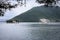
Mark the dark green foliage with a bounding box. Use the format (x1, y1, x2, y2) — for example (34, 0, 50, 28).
(0, 2, 18, 16)
(36, 0, 56, 7)
(0, 0, 27, 16)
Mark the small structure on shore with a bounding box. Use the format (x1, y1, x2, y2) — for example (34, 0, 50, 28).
(6, 19, 20, 23)
(40, 18, 50, 23)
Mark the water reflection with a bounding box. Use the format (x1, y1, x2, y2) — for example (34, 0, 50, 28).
(0, 23, 60, 40)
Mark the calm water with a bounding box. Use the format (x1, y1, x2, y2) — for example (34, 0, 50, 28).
(0, 23, 60, 40)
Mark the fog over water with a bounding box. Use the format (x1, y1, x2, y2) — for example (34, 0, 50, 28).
(0, 23, 60, 40)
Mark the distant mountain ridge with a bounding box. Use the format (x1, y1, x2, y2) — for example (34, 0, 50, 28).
(7, 6, 60, 22)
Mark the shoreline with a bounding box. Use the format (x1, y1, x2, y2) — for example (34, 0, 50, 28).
(0, 22, 60, 24)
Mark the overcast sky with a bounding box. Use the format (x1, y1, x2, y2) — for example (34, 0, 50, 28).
(0, 0, 43, 21)
(0, 0, 60, 21)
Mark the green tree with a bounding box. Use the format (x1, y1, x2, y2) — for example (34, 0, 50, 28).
(0, 1, 18, 16)
(0, 0, 27, 16)
(36, 0, 56, 7)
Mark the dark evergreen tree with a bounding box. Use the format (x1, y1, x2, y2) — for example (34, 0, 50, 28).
(36, 0, 57, 7)
(0, 0, 27, 16)
(0, 1, 20, 16)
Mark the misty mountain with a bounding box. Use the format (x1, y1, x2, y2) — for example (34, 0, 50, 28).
(7, 6, 60, 22)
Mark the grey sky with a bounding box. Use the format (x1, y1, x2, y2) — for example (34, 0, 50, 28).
(0, 0, 60, 21)
(0, 0, 38, 21)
